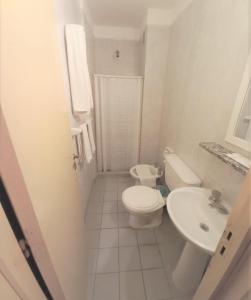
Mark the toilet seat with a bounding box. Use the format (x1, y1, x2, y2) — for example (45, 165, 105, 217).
(122, 186, 164, 213)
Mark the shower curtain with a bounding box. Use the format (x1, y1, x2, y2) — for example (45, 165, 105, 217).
(94, 75, 143, 172)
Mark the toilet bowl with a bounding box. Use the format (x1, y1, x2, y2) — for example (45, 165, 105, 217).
(122, 148, 202, 229)
(122, 186, 165, 229)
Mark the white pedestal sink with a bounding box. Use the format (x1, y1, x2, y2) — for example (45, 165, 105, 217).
(166, 187, 229, 294)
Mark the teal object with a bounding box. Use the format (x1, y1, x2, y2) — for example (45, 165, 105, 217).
(155, 185, 169, 197)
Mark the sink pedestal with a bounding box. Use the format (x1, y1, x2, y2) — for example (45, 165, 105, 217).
(172, 241, 210, 294)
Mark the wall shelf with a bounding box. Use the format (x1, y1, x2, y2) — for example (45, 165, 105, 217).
(199, 142, 249, 176)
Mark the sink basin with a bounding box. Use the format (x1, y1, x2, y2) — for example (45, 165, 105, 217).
(166, 187, 229, 294)
(167, 187, 228, 255)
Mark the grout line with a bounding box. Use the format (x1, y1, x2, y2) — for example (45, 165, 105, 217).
(135, 225, 148, 300)
(92, 265, 170, 276)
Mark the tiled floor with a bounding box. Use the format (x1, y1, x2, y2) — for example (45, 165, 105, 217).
(85, 175, 193, 300)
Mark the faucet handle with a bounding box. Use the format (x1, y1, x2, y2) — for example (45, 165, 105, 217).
(210, 190, 221, 202)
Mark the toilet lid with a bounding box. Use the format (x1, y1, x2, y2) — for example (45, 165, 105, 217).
(122, 186, 163, 213)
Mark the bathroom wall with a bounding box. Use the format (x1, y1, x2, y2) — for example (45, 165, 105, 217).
(158, 0, 249, 205)
(54, 0, 96, 211)
(94, 38, 143, 75)
(1, 0, 90, 298)
(140, 25, 169, 164)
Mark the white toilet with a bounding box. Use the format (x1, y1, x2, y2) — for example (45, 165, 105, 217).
(122, 150, 202, 229)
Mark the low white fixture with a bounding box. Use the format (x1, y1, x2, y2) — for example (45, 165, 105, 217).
(167, 187, 229, 294)
(122, 150, 201, 229)
(130, 164, 163, 187)
(122, 186, 165, 228)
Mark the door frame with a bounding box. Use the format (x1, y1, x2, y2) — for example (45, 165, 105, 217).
(0, 115, 66, 300)
(193, 170, 251, 299)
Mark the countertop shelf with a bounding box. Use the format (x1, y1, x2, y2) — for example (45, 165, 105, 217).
(199, 142, 249, 175)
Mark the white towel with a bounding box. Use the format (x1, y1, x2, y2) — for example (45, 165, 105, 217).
(81, 123, 92, 163)
(87, 119, 96, 153)
(65, 24, 94, 113)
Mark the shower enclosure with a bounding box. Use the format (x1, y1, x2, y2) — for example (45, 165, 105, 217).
(94, 75, 143, 172)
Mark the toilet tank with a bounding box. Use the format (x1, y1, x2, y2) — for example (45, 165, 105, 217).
(163, 151, 201, 191)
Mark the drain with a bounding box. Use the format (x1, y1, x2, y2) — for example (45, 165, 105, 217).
(200, 223, 209, 232)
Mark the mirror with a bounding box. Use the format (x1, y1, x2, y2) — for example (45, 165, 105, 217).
(226, 53, 251, 152)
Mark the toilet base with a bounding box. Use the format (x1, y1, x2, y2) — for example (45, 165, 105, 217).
(128, 208, 163, 229)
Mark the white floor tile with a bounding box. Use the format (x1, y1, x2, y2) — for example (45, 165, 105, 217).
(103, 176, 117, 183)
(92, 190, 104, 202)
(86, 214, 102, 229)
(154, 223, 171, 244)
(159, 240, 184, 271)
(96, 248, 119, 273)
(165, 268, 189, 299)
(87, 177, 188, 300)
(94, 273, 119, 300)
(119, 246, 141, 271)
(88, 249, 98, 274)
(103, 201, 118, 213)
(118, 182, 131, 191)
(118, 182, 131, 199)
(143, 269, 171, 300)
(139, 245, 163, 269)
(170, 297, 193, 300)
(154, 217, 181, 244)
(118, 201, 127, 212)
(137, 229, 156, 245)
(99, 229, 118, 248)
(118, 213, 129, 227)
(88, 230, 100, 248)
(119, 228, 137, 246)
(101, 213, 118, 228)
(104, 182, 117, 191)
(120, 271, 146, 300)
(87, 200, 104, 213)
(104, 191, 117, 202)
(86, 275, 95, 300)
(117, 175, 131, 182)
(93, 182, 104, 192)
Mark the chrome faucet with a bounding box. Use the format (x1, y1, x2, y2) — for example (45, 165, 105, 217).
(209, 190, 222, 208)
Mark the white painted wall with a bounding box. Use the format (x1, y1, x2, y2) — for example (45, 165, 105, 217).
(54, 0, 96, 212)
(140, 25, 169, 164)
(0, 273, 20, 300)
(94, 38, 143, 76)
(158, 0, 249, 205)
(93, 25, 142, 41)
(1, 1, 91, 299)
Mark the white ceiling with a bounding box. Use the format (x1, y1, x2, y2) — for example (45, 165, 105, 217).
(85, 0, 188, 27)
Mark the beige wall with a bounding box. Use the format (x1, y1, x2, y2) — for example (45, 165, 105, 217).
(0, 273, 20, 300)
(94, 38, 143, 75)
(54, 0, 96, 212)
(140, 26, 169, 164)
(158, 0, 249, 205)
(1, 1, 90, 299)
